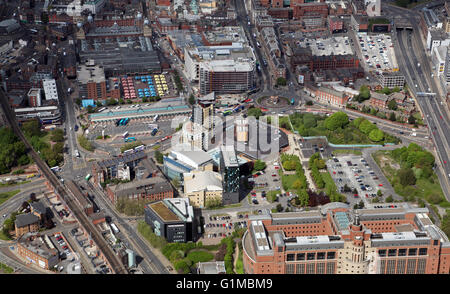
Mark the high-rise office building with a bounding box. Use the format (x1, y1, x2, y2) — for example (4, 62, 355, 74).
(219, 145, 240, 205)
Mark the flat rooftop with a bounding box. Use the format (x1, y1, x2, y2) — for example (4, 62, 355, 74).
(149, 201, 180, 222)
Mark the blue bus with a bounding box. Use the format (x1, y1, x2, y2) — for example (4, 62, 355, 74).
(124, 137, 136, 142)
(151, 128, 158, 136)
(121, 118, 129, 126)
(290, 98, 295, 105)
(116, 119, 123, 126)
(233, 104, 245, 112)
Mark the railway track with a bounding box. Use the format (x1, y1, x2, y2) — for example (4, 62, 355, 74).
(0, 89, 128, 274)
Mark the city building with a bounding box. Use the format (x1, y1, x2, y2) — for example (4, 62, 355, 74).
(184, 41, 256, 90)
(92, 151, 148, 185)
(378, 72, 405, 89)
(419, 7, 443, 37)
(163, 147, 215, 181)
(199, 60, 256, 95)
(242, 203, 450, 274)
(14, 106, 62, 124)
(16, 233, 59, 270)
(351, 14, 369, 32)
(306, 85, 350, 108)
(105, 176, 174, 205)
(0, 39, 12, 55)
(15, 213, 40, 237)
(76, 60, 120, 102)
(144, 198, 200, 243)
(426, 28, 450, 52)
(183, 170, 223, 208)
(42, 79, 58, 101)
(220, 145, 240, 205)
(27, 88, 42, 107)
(291, 47, 360, 72)
(370, 92, 390, 109)
(328, 16, 344, 33)
(66, 180, 94, 216)
(197, 261, 226, 274)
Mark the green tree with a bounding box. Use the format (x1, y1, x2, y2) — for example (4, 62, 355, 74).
(377, 189, 383, 197)
(382, 87, 392, 95)
(388, 99, 398, 110)
(247, 107, 263, 119)
(408, 114, 416, 125)
(189, 94, 195, 105)
(155, 150, 164, 164)
(96, 101, 103, 107)
(253, 160, 266, 171)
(86, 105, 95, 113)
(305, 101, 313, 106)
(359, 119, 377, 135)
(276, 77, 287, 86)
(50, 129, 64, 142)
(358, 85, 371, 101)
(389, 112, 396, 121)
(324, 112, 349, 131)
(368, 129, 384, 142)
(75, 98, 82, 106)
(385, 195, 394, 203)
(398, 168, 416, 186)
(276, 204, 283, 212)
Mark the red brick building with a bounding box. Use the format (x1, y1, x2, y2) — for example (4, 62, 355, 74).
(242, 203, 450, 274)
(308, 86, 349, 108)
(291, 48, 360, 71)
(328, 16, 344, 33)
(370, 92, 390, 109)
(292, 2, 328, 19)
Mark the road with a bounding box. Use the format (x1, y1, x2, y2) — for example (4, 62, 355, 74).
(234, 0, 271, 91)
(391, 16, 450, 201)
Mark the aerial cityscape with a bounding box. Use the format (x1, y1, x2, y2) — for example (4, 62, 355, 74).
(0, 0, 449, 276)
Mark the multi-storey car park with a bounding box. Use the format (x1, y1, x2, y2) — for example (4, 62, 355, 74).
(242, 202, 450, 274)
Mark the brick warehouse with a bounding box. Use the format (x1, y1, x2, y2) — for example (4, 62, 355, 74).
(242, 203, 450, 274)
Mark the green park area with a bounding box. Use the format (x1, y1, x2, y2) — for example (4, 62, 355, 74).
(137, 221, 246, 274)
(372, 143, 447, 207)
(285, 112, 400, 145)
(0, 189, 20, 206)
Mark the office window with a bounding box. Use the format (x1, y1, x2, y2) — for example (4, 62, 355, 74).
(285, 264, 295, 274)
(418, 248, 427, 256)
(306, 263, 315, 274)
(378, 249, 387, 257)
(286, 254, 295, 261)
(326, 262, 335, 274)
(317, 262, 325, 274)
(433, 240, 438, 245)
(417, 259, 426, 274)
(379, 260, 386, 274)
(307, 253, 315, 260)
(296, 263, 305, 274)
(406, 259, 416, 274)
(408, 248, 417, 256)
(317, 252, 326, 260)
(398, 249, 407, 256)
(386, 260, 396, 274)
(297, 253, 305, 261)
(396, 259, 406, 274)
(388, 249, 397, 257)
(327, 252, 336, 259)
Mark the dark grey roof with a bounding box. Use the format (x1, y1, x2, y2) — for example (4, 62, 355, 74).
(15, 213, 39, 228)
(96, 151, 147, 169)
(30, 201, 46, 215)
(109, 177, 173, 198)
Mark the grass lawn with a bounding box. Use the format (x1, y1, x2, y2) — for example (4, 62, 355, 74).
(413, 112, 424, 125)
(321, 171, 337, 192)
(282, 173, 300, 191)
(0, 230, 11, 241)
(0, 180, 31, 188)
(332, 149, 363, 156)
(235, 247, 244, 274)
(0, 189, 20, 206)
(208, 203, 242, 210)
(0, 262, 13, 274)
(266, 191, 279, 203)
